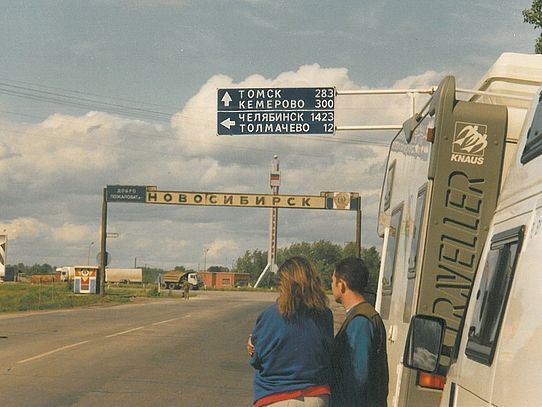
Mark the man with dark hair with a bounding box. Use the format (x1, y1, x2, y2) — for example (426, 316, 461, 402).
(330, 257, 389, 407)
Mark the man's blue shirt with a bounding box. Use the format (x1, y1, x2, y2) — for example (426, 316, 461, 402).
(339, 316, 374, 403)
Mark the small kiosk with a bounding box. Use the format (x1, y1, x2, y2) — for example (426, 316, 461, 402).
(74, 267, 97, 294)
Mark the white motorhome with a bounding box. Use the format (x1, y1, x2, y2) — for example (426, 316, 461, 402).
(376, 53, 542, 407)
(404, 82, 542, 406)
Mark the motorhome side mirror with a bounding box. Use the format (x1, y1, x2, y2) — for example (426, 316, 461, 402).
(403, 315, 446, 373)
(402, 114, 421, 143)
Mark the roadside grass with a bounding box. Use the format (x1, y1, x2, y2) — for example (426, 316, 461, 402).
(0, 282, 168, 312)
(0, 282, 274, 312)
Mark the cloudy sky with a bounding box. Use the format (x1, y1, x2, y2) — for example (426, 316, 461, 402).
(0, 0, 538, 270)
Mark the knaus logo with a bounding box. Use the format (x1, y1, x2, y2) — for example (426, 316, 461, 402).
(451, 122, 488, 165)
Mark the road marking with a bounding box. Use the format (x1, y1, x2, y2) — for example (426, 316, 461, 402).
(151, 318, 179, 326)
(15, 316, 189, 365)
(17, 340, 90, 364)
(105, 326, 145, 338)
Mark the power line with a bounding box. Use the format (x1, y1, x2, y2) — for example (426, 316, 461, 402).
(0, 77, 415, 122)
(0, 76, 183, 112)
(0, 83, 173, 123)
(0, 77, 394, 150)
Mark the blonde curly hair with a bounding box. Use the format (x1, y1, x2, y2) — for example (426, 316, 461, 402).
(276, 256, 329, 320)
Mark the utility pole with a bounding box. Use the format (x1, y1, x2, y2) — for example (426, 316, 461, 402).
(255, 155, 280, 287)
(355, 196, 362, 258)
(203, 248, 209, 272)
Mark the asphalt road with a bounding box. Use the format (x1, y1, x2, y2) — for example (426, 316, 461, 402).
(0, 290, 279, 407)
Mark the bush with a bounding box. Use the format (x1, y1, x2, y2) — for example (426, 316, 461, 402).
(147, 286, 161, 297)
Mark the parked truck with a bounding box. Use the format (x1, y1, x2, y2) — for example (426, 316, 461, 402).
(105, 268, 142, 284)
(160, 271, 203, 290)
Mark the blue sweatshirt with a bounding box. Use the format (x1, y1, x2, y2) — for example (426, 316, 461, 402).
(250, 303, 334, 403)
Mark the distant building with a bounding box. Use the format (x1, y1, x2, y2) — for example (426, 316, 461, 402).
(198, 271, 250, 289)
(31, 274, 62, 284)
(4, 268, 18, 282)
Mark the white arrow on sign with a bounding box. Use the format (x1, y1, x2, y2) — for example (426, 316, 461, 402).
(220, 117, 236, 129)
(221, 92, 232, 107)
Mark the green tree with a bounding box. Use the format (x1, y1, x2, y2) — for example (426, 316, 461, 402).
(277, 241, 312, 261)
(275, 240, 342, 288)
(523, 0, 542, 53)
(142, 267, 165, 284)
(235, 241, 381, 290)
(310, 240, 343, 288)
(13, 263, 55, 276)
(342, 241, 358, 258)
(235, 249, 268, 283)
(208, 265, 229, 272)
(359, 246, 381, 292)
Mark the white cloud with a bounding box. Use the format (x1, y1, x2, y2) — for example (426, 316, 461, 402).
(0, 219, 96, 244)
(392, 70, 446, 90)
(52, 223, 96, 243)
(207, 239, 240, 259)
(0, 218, 49, 240)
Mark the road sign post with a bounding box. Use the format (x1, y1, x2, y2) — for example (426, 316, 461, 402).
(99, 187, 107, 296)
(256, 155, 280, 288)
(217, 87, 335, 135)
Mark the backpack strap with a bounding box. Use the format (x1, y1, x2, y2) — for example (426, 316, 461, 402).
(337, 301, 385, 353)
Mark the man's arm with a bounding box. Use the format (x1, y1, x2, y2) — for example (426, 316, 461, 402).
(345, 316, 374, 389)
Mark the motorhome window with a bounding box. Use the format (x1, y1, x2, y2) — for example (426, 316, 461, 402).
(381, 204, 403, 320)
(520, 95, 542, 164)
(465, 226, 524, 365)
(383, 160, 396, 211)
(404, 185, 427, 323)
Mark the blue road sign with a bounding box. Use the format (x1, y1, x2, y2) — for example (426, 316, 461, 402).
(217, 87, 335, 135)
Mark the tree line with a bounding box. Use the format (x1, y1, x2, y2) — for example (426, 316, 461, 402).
(234, 241, 380, 291)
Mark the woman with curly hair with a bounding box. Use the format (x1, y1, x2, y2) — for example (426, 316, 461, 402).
(248, 256, 333, 407)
